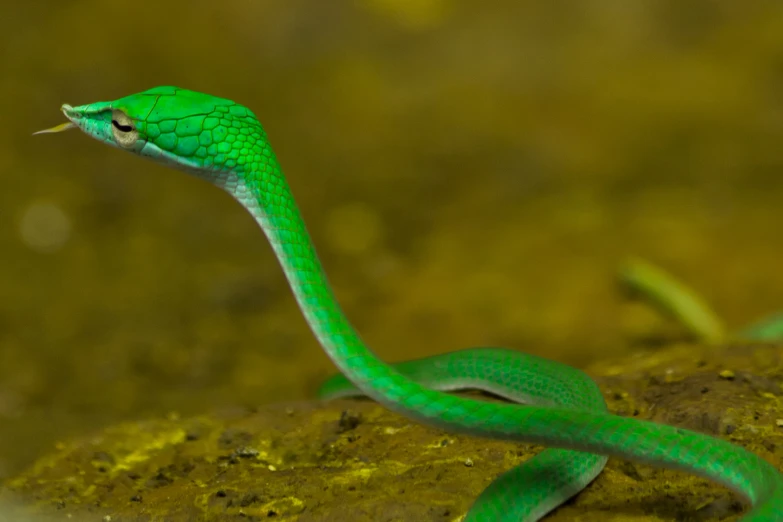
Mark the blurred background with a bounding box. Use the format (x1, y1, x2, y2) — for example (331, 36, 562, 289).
(1, 0, 783, 480)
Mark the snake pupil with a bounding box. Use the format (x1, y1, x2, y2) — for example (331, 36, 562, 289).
(111, 120, 133, 133)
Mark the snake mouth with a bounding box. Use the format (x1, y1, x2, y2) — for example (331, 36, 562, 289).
(32, 105, 79, 135)
(61, 104, 80, 122)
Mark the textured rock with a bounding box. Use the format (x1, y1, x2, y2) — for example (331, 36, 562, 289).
(3, 342, 782, 521)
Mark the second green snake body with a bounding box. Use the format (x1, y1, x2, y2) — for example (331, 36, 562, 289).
(36, 86, 783, 521)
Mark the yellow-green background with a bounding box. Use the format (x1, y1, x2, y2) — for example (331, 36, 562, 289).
(2, 0, 783, 479)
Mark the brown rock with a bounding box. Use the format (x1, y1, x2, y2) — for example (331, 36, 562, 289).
(3, 343, 782, 521)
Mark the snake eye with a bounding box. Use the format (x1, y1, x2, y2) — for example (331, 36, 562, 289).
(110, 109, 139, 149)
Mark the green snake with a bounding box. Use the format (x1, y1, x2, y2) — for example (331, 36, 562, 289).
(35, 86, 783, 521)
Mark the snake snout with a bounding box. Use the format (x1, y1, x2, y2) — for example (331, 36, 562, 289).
(60, 104, 80, 121)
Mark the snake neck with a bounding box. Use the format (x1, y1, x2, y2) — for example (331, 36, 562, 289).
(220, 159, 411, 404)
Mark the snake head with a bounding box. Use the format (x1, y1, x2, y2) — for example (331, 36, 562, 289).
(34, 86, 267, 182)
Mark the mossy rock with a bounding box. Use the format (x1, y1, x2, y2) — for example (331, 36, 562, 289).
(2, 343, 782, 521)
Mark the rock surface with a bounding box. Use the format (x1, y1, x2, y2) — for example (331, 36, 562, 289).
(3, 342, 783, 522)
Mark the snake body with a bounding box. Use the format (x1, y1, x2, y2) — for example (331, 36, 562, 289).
(36, 86, 783, 521)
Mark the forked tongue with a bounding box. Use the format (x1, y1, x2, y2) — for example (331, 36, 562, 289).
(33, 122, 76, 136)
